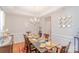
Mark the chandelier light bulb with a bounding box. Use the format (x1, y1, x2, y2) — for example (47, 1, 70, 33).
(67, 25, 71, 27)
(58, 16, 62, 20)
(34, 18, 37, 22)
(62, 25, 66, 28)
(62, 16, 66, 20)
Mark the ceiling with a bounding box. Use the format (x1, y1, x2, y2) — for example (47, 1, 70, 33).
(1, 6, 63, 17)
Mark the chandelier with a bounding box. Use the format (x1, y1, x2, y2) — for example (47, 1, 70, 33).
(30, 17, 40, 24)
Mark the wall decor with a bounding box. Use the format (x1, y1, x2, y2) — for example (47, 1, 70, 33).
(58, 16, 72, 28)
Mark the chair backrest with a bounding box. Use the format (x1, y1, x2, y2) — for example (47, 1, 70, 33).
(23, 34, 29, 52)
(60, 41, 71, 53)
(10, 35, 14, 53)
(52, 46, 59, 53)
(65, 41, 71, 53)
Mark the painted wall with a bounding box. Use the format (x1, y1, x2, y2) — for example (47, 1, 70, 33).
(5, 14, 38, 43)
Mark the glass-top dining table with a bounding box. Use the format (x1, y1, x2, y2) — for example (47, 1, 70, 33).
(28, 37, 60, 53)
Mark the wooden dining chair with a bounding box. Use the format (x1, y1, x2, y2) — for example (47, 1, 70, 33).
(23, 34, 29, 53)
(27, 38, 40, 53)
(23, 34, 40, 53)
(60, 41, 71, 53)
(51, 46, 59, 53)
(29, 43, 40, 53)
(10, 35, 14, 53)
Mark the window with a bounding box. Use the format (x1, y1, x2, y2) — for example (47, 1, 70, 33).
(0, 9, 5, 32)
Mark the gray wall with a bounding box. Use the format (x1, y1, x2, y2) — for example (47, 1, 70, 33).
(5, 14, 37, 43)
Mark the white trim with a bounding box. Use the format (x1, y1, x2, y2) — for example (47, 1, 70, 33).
(52, 33, 73, 39)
